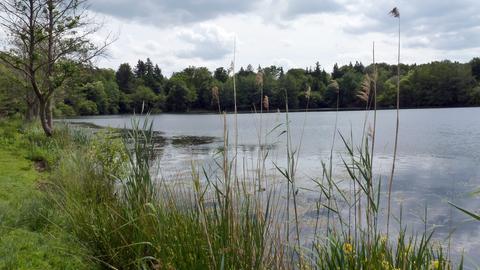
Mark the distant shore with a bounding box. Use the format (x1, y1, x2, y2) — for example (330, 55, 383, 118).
(57, 105, 480, 118)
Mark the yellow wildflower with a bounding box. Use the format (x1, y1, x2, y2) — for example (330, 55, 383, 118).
(381, 260, 390, 269)
(343, 243, 353, 254)
(431, 260, 440, 269)
(380, 235, 388, 244)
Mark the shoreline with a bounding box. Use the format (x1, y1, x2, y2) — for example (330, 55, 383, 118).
(56, 105, 480, 118)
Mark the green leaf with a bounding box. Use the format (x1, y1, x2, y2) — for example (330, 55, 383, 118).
(448, 202, 480, 221)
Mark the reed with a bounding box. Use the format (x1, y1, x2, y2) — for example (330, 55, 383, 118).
(386, 6, 401, 237)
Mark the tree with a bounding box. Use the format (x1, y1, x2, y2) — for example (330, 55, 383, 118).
(470, 58, 480, 80)
(0, 62, 26, 116)
(325, 80, 340, 107)
(281, 69, 308, 109)
(0, 0, 111, 136)
(143, 58, 156, 90)
(99, 69, 121, 114)
(116, 63, 134, 93)
(165, 78, 196, 112)
(338, 71, 362, 107)
(214, 67, 229, 83)
(467, 85, 480, 105)
(152, 64, 165, 93)
(130, 85, 159, 113)
(354, 61, 365, 73)
(81, 81, 107, 114)
(77, 99, 98, 115)
(332, 63, 343, 79)
(134, 60, 146, 78)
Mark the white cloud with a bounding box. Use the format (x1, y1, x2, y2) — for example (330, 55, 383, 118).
(91, 0, 480, 76)
(175, 24, 234, 61)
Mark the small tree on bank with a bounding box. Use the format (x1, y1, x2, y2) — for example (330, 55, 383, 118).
(0, 0, 111, 136)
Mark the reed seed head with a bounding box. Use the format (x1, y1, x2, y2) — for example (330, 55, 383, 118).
(256, 71, 264, 88)
(228, 61, 235, 75)
(389, 7, 400, 18)
(211, 86, 219, 102)
(357, 74, 371, 102)
(263, 95, 269, 111)
(305, 85, 311, 99)
(368, 123, 374, 139)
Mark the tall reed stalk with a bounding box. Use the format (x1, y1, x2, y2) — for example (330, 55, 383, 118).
(326, 80, 340, 235)
(232, 37, 238, 183)
(387, 7, 401, 237)
(371, 42, 377, 164)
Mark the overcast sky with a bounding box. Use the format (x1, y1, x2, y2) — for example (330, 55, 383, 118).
(90, 0, 480, 76)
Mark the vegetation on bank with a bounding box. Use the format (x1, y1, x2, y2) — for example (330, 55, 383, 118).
(0, 119, 94, 269)
(0, 117, 463, 269)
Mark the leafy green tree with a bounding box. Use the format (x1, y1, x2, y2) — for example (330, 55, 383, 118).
(378, 78, 397, 107)
(332, 63, 343, 79)
(100, 70, 121, 114)
(77, 100, 99, 115)
(281, 69, 309, 109)
(214, 67, 229, 83)
(338, 71, 362, 107)
(165, 78, 196, 112)
(467, 85, 480, 105)
(116, 63, 135, 93)
(118, 93, 132, 113)
(81, 82, 108, 114)
(404, 61, 472, 107)
(0, 0, 110, 136)
(236, 71, 257, 110)
(0, 63, 26, 116)
(135, 60, 147, 78)
(309, 91, 325, 107)
(130, 85, 159, 113)
(470, 58, 480, 80)
(143, 58, 158, 91)
(152, 64, 165, 94)
(324, 80, 340, 107)
(354, 61, 365, 73)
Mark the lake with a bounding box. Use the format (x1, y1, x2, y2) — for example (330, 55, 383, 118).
(65, 107, 480, 264)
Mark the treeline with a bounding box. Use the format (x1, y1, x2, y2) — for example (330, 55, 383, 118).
(2, 57, 480, 116)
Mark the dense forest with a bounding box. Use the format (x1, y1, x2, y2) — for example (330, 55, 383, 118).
(1, 57, 480, 116)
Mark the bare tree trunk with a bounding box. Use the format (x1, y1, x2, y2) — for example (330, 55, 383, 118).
(25, 88, 38, 121)
(45, 0, 54, 132)
(33, 97, 39, 119)
(39, 99, 53, 136)
(46, 96, 53, 129)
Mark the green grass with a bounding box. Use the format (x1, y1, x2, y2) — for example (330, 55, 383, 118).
(0, 119, 96, 269)
(0, 229, 87, 270)
(0, 148, 37, 207)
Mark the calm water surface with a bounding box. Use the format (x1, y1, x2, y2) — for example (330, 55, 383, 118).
(66, 107, 480, 265)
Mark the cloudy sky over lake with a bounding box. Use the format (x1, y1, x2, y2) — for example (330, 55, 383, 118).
(90, 0, 480, 75)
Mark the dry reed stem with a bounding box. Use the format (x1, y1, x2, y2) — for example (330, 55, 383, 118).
(387, 7, 401, 237)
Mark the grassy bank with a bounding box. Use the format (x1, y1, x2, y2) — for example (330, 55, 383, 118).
(0, 119, 94, 269)
(0, 117, 462, 269)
